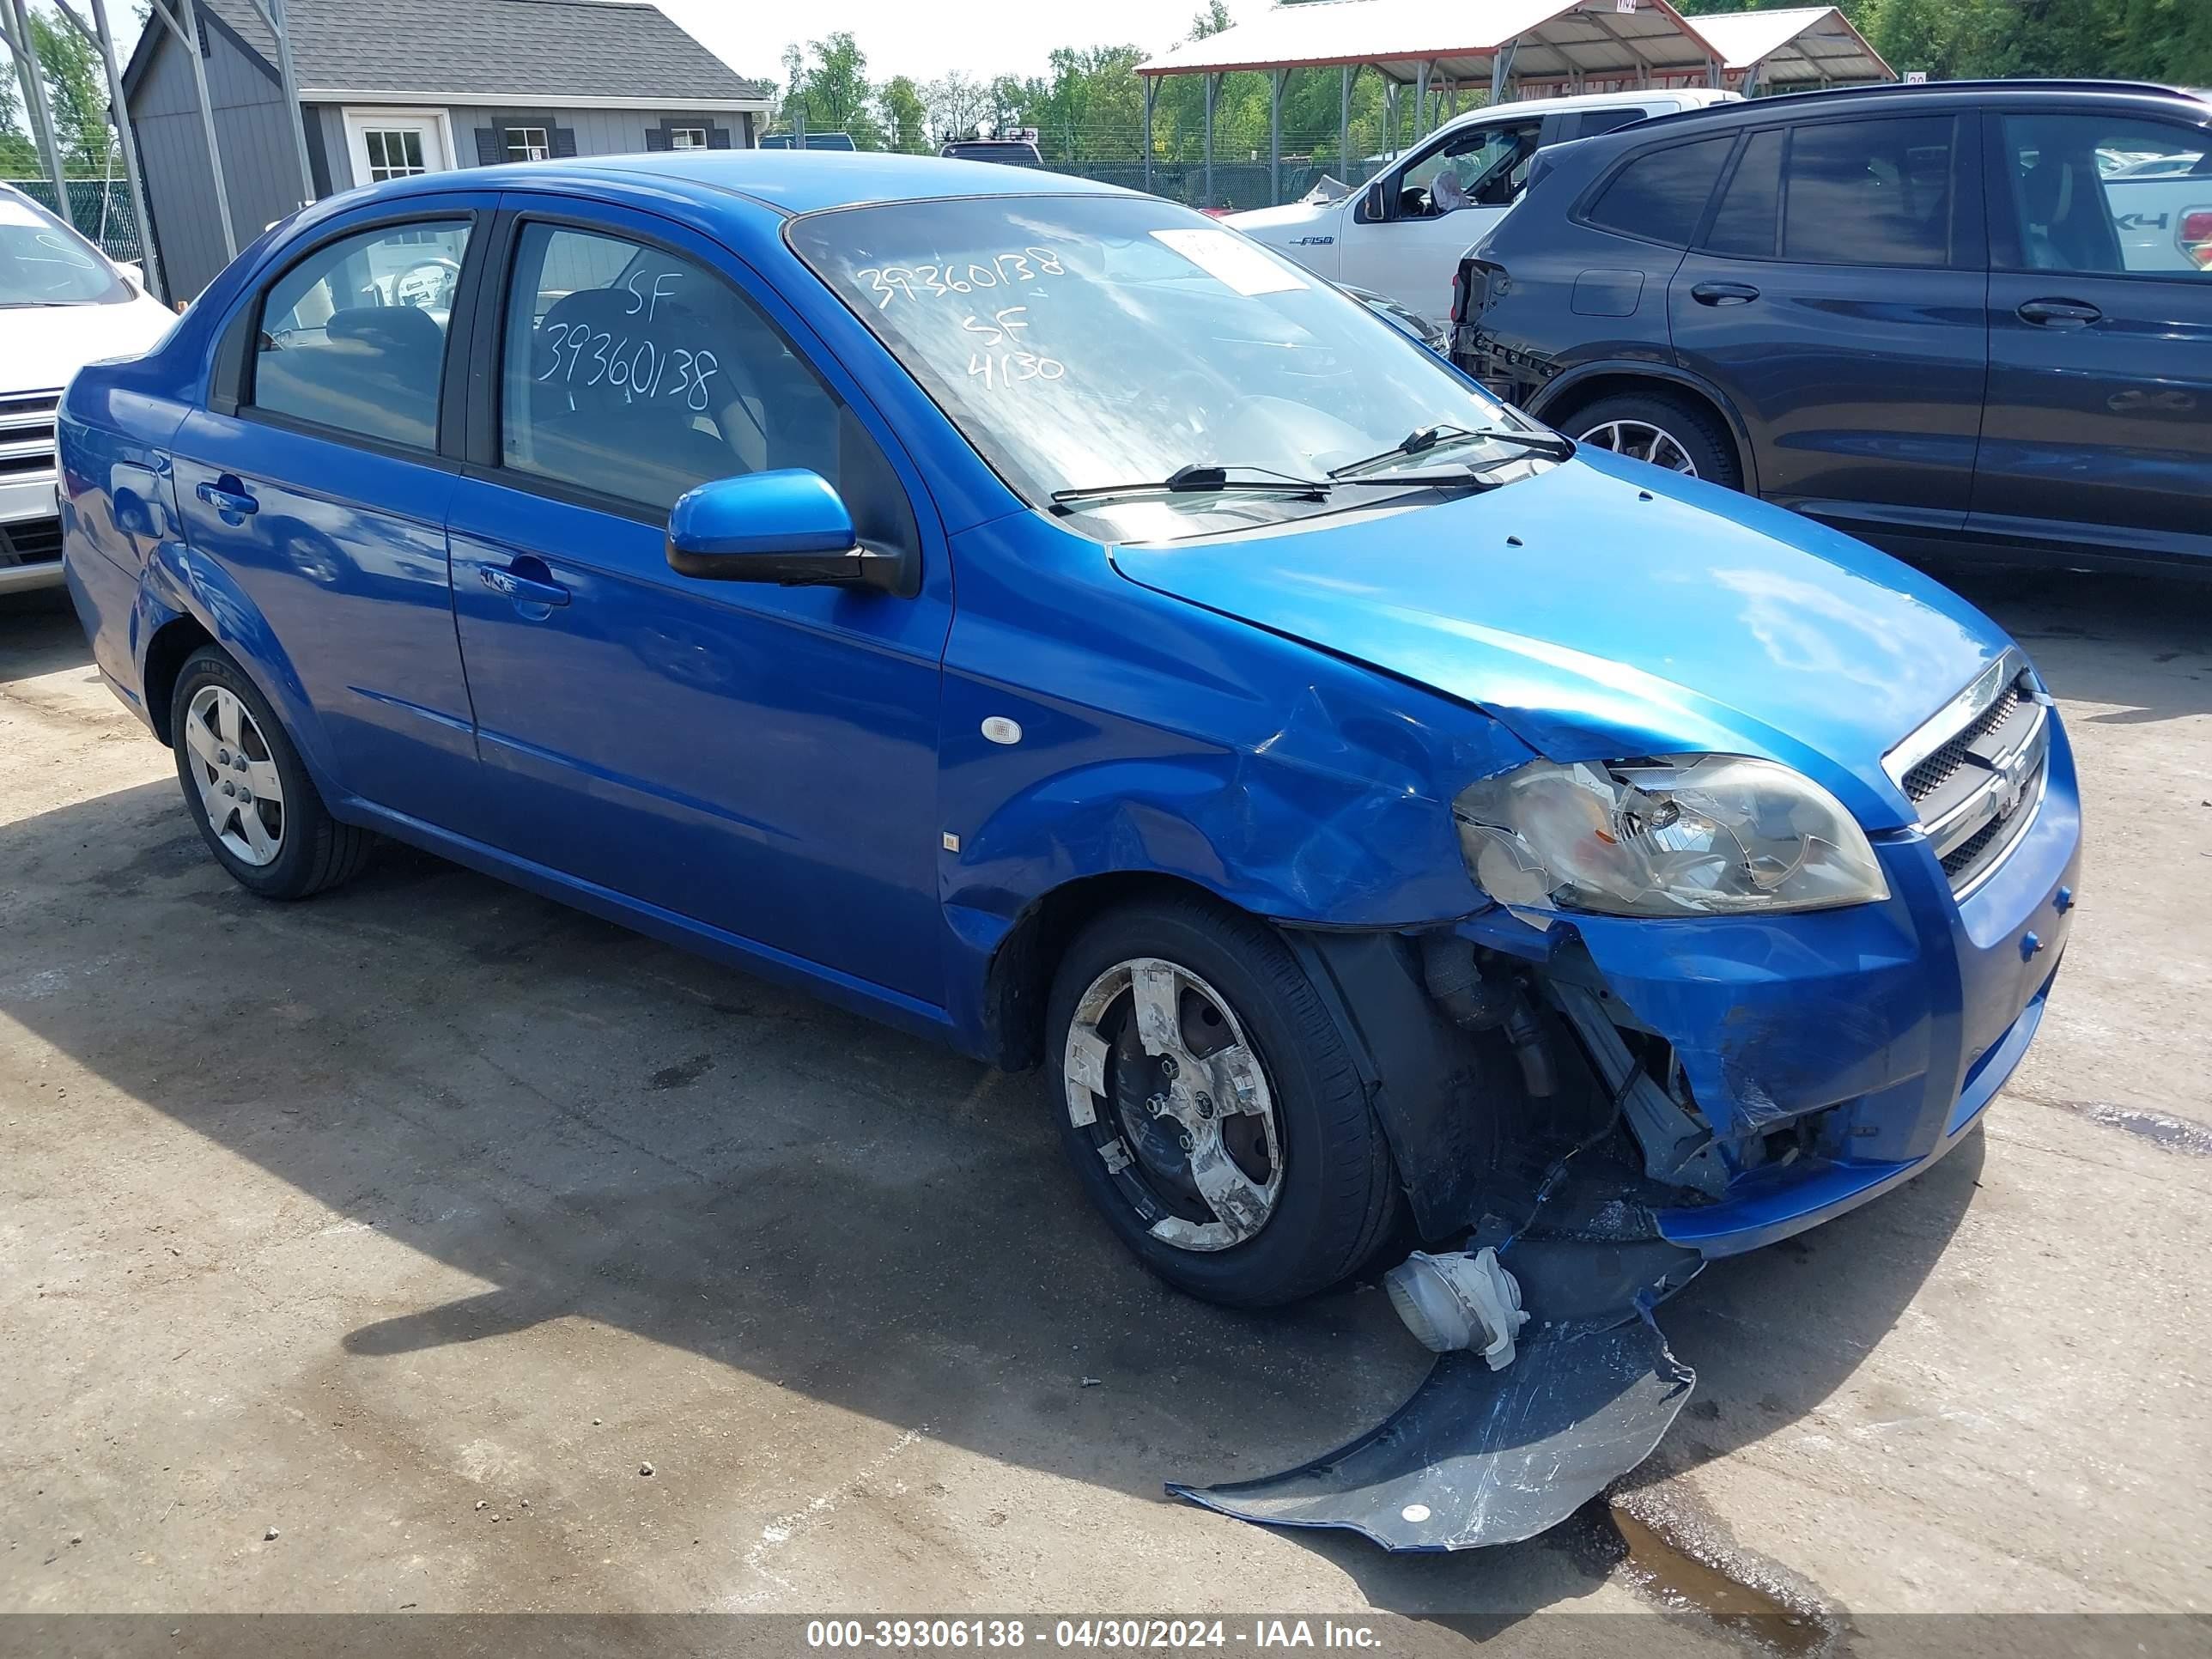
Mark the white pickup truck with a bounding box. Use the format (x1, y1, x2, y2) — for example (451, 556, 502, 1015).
(1228, 88, 1739, 321)
(1, 183, 178, 596)
(2100, 142, 2212, 271)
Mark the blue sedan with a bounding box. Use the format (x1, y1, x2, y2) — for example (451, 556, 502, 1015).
(58, 153, 2079, 1547)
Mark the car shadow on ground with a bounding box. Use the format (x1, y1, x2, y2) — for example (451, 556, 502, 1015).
(0, 562, 2142, 1617)
(0, 588, 94, 683)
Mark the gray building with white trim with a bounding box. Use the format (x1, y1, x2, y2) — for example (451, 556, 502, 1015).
(122, 0, 769, 299)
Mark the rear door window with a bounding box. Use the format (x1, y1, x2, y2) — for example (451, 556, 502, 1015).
(1584, 136, 1737, 246)
(1780, 116, 1960, 267)
(250, 221, 470, 448)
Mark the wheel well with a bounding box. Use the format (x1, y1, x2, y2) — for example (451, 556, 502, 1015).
(981, 871, 1239, 1072)
(142, 616, 216, 747)
(1539, 374, 1751, 489)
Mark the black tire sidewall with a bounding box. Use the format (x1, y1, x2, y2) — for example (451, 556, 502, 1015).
(1568, 392, 1741, 490)
(1045, 899, 1392, 1308)
(170, 648, 332, 900)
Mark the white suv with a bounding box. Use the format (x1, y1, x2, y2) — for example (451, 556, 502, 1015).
(2, 183, 178, 596)
(1229, 88, 1740, 320)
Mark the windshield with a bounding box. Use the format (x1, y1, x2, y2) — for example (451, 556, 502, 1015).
(787, 193, 1543, 536)
(0, 192, 131, 307)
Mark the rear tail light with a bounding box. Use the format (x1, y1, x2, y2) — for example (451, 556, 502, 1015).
(2179, 207, 2212, 269)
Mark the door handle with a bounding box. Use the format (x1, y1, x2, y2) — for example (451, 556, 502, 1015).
(1691, 281, 1760, 306)
(195, 477, 258, 519)
(2017, 297, 2101, 328)
(479, 562, 570, 608)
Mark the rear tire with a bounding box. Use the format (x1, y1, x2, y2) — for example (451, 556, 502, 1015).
(170, 646, 372, 900)
(1566, 391, 1741, 489)
(1046, 895, 1401, 1308)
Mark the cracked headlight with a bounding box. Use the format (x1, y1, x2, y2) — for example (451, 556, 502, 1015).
(1454, 755, 1888, 917)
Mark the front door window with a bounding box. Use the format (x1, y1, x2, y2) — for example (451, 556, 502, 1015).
(1399, 121, 1543, 217)
(1994, 112, 2212, 276)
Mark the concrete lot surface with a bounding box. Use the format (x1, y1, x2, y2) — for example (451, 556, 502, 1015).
(2, 565, 2208, 1644)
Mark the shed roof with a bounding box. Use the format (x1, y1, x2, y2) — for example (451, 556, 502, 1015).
(1692, 6, 1893, 85)
(1136, 0, 1726, 87)
(127, 0, 768, 108)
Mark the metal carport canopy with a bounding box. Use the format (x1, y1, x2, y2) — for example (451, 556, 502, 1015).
(1134, 0, 1727, 88)
(1692, 6, 1894, 88)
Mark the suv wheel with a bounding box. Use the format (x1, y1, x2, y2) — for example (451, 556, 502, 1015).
(1567, 392, 1741, 489)
(1046, 896, 1401, 1309)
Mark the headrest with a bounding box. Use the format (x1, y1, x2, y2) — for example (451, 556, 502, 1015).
(326, 303, 444, 355)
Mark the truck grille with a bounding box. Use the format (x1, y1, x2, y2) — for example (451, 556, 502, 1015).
(0, 389, 61, 481)
(0, 516, 64, 568)
(1887, 652, 2049, 897)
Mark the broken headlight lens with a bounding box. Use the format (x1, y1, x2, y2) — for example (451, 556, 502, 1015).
(1454, 755, 1889, 917)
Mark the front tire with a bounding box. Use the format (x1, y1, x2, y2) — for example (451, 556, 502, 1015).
(170, 646, 372, 900)
(1046, 896, 1400, 1308)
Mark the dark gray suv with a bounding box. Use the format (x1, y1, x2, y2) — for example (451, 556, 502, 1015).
(1453, 81, 2212, 574)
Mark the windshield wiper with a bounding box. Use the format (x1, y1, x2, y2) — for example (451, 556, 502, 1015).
(1328, 422, 1572, 479)
(1050, 463, 1332, 512)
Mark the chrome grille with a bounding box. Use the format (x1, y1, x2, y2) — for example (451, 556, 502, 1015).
(1902, 684, 2021, 803)
(1885, 650, 2049, 897)
(0, 389, 61, 481)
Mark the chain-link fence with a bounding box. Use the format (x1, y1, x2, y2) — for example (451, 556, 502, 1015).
(1009, 66, 1481, 213)
(3, 178, 144, 264)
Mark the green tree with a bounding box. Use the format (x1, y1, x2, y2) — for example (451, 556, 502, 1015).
(0, 52, 29, 174)
(32, 9, 114, 173)
(782, 31, 884, 149)
(878, 74, 929, 154)
(923, 71, 993, 143)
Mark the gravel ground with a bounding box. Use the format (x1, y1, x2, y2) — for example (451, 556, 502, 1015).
(1, 563, 2207, 1646)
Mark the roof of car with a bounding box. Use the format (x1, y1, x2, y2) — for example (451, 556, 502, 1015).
(369, 149, 1130, 217)
(1605, 77, 2207, 140)
(1423, 84, 1735, 140)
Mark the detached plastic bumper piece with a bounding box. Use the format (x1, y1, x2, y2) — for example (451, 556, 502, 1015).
(1166, 1312, 1692, 1552)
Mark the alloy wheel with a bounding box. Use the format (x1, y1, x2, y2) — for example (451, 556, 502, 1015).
(1576, 418, 1699, 476)
(1062, 957, 1284, 1252)
(182, 684, 286, 866)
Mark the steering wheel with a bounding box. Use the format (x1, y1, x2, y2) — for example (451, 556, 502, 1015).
(392, 257, 460, 310)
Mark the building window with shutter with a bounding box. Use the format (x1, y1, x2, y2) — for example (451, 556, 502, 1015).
(506, 126, 551, 162)
(670, 127, 708, 150)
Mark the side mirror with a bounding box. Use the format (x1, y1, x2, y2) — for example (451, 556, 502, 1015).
(1362, 179, 1389, 223)
(115, 259, 143, 290)
(666, 469, 911, 594)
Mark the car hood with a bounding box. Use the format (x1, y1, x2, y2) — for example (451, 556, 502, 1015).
(0, 293, 177, 392)
(1224, 200, 1338, 240)
(1109, 451, 2013, 830)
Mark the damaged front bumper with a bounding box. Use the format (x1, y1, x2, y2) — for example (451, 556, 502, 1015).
(1480, 714, 2081, 1259)
(1179, 718, 2081, 1553)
